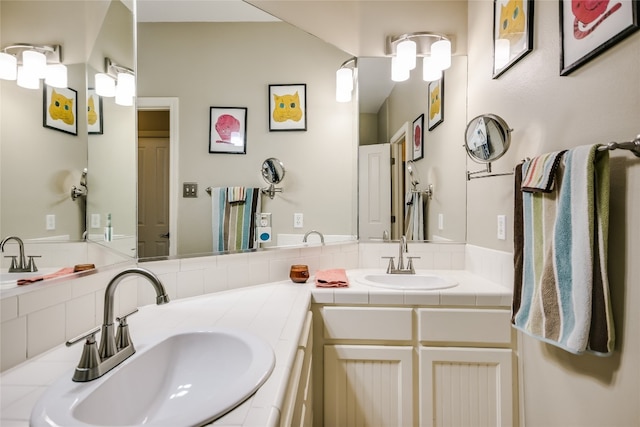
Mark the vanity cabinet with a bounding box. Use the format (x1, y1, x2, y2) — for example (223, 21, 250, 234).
(281, 311, 313, 427)
(314, 305, 517, 427)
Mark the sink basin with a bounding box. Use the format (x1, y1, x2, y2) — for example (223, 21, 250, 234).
(31, 328, 275, 427)
(357, 273, 458, 290)
(0, 268, 58, 290)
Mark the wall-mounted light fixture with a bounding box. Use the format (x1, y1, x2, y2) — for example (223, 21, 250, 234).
(385, 32, 452, 82)
(335, 57, 357, 103)
(0, 44, 67, 89)
(95, 58, 135, 106)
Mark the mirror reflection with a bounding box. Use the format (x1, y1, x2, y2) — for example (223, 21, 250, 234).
(358, 55, 467, 242)
(261, 158, 286, 185)
(1, 0, 136, 260)
(464, 114, 512, 163)
(136, 16, 358, 256)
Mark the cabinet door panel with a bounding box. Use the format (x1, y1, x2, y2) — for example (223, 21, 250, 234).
(325, 345, 413, 427)
(419, 347, 513, 427)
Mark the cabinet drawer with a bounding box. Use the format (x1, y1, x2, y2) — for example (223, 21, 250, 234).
(322, 306, 413, 341)
(417, 308, 512, 345)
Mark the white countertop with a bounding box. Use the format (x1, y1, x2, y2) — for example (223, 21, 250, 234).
(0, 269, 512, 427)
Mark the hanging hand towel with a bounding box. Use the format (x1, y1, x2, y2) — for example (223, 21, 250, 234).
(211, 187, 261, 252)
(513, 144, 613, 355)
(521, 150, 566, 193)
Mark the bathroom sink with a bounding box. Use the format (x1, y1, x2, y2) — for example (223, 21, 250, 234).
(357, 273, 458, 290)
(31, 328, 275, 427)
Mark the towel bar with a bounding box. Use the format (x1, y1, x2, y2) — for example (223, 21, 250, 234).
(597, 134, 640, 157)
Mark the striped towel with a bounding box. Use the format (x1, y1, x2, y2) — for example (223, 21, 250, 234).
(521, 150, 566, 193)
(211, 187, 261, 252)
(227, 186, 245, 203)
(513, 144, 613, 355)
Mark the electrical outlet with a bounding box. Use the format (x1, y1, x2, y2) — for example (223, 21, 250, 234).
(294, 213, 304, 228)
(46, 214, 55, 230)
(497, 215, 506, 240)
(91, 213, 101, 228)
(438, 213, 444, 230)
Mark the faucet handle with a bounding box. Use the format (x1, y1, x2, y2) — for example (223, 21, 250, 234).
(406, 256, 421, 274)
(4, 256, 18, 271)
(66, 326, 101, 347)
(66, 327, 101, 379)
(116, 308, 138, 350)
(26, 256, 40, 272)
(382, 256, 395, 273)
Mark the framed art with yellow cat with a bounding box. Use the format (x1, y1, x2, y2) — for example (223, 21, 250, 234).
(43, 85, 78, 135)
(492, 0, 534, 78)
(427, 77, 444, 131)
(560, 0, 639, 76)
(209, 107, 248, 154)
(268, 84, 307, 131)
(87, 89, 103, 135)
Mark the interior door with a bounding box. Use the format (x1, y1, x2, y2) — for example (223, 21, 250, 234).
(138, 135, 170, 257)
(358, 143, 391, 241)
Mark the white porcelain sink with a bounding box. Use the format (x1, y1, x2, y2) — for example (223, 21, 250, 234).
(31, 328, 275, 427)
(357, 273, 458, 290)
(0, 268, 58, 290)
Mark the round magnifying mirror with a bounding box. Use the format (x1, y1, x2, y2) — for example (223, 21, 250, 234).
(464, 114, 512, 163)
(261, 158, 285, 184)
(406, 160, 420, 187)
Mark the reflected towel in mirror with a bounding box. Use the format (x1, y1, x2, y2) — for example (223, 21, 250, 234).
(211, 187, 261, 252)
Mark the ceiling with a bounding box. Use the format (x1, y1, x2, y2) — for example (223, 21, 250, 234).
(135, 1, 467, 114)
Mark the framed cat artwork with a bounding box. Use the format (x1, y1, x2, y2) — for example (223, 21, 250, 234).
(560, 0, 640, 76)
(492, 0, 534, 78)
(43, 85, 78, 135)
(427, 77, 444, 131)
(209, 107, 248, 154)
(268, 84, 307, 131)
(87, 89, 103, 135)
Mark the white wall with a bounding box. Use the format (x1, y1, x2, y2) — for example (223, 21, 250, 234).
(467, 1, 640, 425)
(137, 22, 357, 255)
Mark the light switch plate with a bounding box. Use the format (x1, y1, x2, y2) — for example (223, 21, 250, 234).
(497, 215, 506, 240)
(183, 182, 198, 198)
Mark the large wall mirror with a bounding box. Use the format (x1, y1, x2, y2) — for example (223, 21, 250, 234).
(1, 1, 137, 259)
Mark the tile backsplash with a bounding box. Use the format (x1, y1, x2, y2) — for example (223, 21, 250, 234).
(0, 241, 514, 372)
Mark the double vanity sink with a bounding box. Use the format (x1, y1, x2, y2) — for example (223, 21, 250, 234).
(20, 267, 502, 427)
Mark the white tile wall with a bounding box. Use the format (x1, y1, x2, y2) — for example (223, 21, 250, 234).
(464, 244, 514, 290)
(0, 242, 359, 372)
(358, 242, 466, 270)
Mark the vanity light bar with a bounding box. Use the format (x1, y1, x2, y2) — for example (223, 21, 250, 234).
(0, 44, 67, 88)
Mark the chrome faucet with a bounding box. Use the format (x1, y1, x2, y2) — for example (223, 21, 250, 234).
(383, 235, 419, 274)
(0, 236, 38, 272)
(66, 267, 170, 382)
(303, 230, 325, 244)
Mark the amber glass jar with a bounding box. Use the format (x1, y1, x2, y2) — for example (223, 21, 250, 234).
(289, 264, 309, 283)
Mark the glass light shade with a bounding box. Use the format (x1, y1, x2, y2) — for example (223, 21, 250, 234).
(422, 57, 442, 82)
(396, 39, 417, 70)
(95, 73, 116, 97)
(391, 56, 409, 82)
(494, 39, 511, 69)
(45, 63, 67, 88)
(115, 91, 134, 106)
(116, 72, 135, 98)
(431, 39, 452, 70)
(16, 66, 40, 89)
(336, 67, 353, 102)
(0, 52, 17, 80)
(22, 50, 47, 79)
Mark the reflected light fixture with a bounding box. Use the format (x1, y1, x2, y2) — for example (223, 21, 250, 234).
(0, 44, 67, 89)
(95, 58, 136, 106)
(335, 57, 357, 103)
(385, 32, 452, 83)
